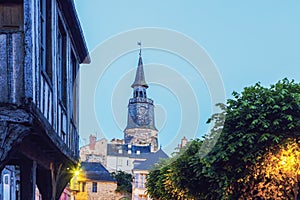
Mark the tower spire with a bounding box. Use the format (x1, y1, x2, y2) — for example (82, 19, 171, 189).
(131, 42, 148, 88)
(124, 45, 158, 151)
(138, 41, 142, 57)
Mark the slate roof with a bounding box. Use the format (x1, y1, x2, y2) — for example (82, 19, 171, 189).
(131, 55, 148, 88)
(133, 149, 169, 170)
(107, 144, 151, 158)
(81, 162, 116, 182)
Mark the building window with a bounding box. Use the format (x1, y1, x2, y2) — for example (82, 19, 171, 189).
(81, 182, 86, 192)
(134, 173, 139, 188)
(141, 174, 147, 188)
(4, 174, 9, 184)
(61, 130, 66, 143)
(70, 52, 78, 122)
(0, 1, 23, 31)
(39, 0, 52, 80)
(92, 182, 97, 193)
(118, 158, 123, 167)
(134, 173, 146, 189)
(57, 19, 67, 107)
(39, 0, 46, 74)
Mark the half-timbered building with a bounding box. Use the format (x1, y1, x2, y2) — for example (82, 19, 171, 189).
(0, 0, 89, 199)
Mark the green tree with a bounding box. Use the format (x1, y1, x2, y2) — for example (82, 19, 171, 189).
(111, 171, 133, 195)
(146, 104, 226, 200)
(236, 138, 300, 199)
(147, 78, 300, 199)
(146, 165, 175, 200)
(205, 78, 300, 199)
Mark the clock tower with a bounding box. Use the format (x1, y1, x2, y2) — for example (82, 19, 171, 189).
(124, 46, 158, 152)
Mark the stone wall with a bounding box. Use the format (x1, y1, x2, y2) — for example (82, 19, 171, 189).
(76, 181, 120, 200)
(80, 137, 108, 165)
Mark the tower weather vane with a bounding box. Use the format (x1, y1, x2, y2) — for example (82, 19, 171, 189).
(137, 41, 142, 56)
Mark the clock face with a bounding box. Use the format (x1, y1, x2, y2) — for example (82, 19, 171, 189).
(129, 104, 149, 126)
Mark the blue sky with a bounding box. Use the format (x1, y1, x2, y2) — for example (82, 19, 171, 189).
(74, 1, 300, 154)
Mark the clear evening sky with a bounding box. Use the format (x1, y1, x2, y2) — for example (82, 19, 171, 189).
(74, 1, 300, 154)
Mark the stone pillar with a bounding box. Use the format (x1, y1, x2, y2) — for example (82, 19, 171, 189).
(20, 159, 37, 200)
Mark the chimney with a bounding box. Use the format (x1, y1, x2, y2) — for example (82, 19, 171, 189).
(89, 134, 96, 150)
(181, 136, 188, 148)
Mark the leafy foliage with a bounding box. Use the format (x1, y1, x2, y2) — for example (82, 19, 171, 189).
(210, 78, 300, 199)
(110, 171, 133, 194)
(147, 139, 206, 200)
(146, 78, 300, 199)
(235, 138, 300, 199)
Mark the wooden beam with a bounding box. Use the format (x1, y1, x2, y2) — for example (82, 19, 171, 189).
(19, 139, 51, 169)
(20, 159, 36, 200)
(37, 167, 52, 200)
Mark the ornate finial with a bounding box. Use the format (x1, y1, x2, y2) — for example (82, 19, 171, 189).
(137, 41, 142, 56)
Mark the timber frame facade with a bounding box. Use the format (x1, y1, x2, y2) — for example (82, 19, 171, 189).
(0, 0, 89, 199)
